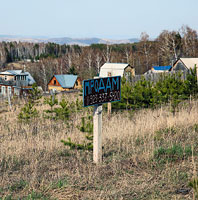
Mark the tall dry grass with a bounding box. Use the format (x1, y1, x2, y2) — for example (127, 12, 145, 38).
(0, 95, 198, 199)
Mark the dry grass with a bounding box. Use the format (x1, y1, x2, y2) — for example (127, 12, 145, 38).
(0, 95, 198, 199)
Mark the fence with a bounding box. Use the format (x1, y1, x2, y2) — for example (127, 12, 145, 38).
(131, 70, 190, 84)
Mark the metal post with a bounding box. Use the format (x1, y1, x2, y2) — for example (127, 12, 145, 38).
(93, 104, 102, 163)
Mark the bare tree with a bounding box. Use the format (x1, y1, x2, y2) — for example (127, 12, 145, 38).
(95, 53, 102, 74)
(157, 30, 181, 65)
(140, 32, 151, 70)
(41, 60, 48, 93)
(180, 25, 198, 57)
(103, 44, 112, 63)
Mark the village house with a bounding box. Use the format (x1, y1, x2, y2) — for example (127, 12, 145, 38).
(171, 58, 198, 71)
(48, 74, 82, 92)
(144, 66, 172, 74)
(99, 63, 135, 79)
(0, 70, 35, 96)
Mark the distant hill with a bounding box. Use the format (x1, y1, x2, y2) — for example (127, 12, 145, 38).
(0, 35, 139, 45)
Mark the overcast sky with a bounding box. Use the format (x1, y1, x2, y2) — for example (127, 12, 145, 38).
(0, 0, 198, 39)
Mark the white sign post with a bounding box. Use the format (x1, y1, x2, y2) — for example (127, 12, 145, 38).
(83, 76, 121, 164)
(93, 104, 102, 163)
(7, 92, 12, 111)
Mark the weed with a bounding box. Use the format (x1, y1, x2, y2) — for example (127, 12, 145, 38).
(153, 144, 191, 164)
(189, 178, 198, 199)
(9, 180, 27, 192)
(135, 136, 144, 146)
(23, 191, 49, 200)
(52, 178, 68, 189)
(0, 195, 13, 200)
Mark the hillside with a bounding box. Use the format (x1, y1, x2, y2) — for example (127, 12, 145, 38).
(0, 35, 139, 46)
(0, 93, 197, 199)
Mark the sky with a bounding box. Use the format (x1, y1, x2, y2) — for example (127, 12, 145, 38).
(0, 0, 198, 39)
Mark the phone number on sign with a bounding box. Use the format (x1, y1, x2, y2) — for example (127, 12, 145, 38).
(86, 91, 120, 105)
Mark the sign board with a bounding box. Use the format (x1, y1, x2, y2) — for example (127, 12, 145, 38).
(83, 76, 121, 107)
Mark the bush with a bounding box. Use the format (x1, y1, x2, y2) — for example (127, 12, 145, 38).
(112, 70, 198, 112)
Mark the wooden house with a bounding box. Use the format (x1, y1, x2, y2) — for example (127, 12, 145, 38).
(0, 70, 35, 97)
(48, 74, 82, 92)
(171, 58, 198, 71)
(99, 63, 135, 79)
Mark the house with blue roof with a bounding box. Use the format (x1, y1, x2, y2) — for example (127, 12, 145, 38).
(48, 74, 82, 92)
(144, 66, 171, 74)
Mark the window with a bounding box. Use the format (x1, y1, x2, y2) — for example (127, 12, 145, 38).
(4, 76, 7, 81)
(54, 80, 56, 85)
(14, 76, 16, 81)
(0, 86, 1, 94)
(107, 72, 112, 77)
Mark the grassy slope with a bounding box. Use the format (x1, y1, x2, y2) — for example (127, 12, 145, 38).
(0, 95, 198, 199)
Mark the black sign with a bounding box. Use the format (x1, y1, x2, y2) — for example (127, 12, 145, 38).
(83, 76, 121, 107)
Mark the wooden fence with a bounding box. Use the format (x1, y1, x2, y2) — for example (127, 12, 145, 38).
(131, 70, 190, 84)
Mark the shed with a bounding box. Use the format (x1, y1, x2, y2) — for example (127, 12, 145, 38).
(99, 63, 135, 79)
(171, 58, 198, 71)
(48, 74, 82, 92)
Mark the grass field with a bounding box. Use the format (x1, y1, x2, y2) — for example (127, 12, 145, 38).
(0, 94, 198, 199)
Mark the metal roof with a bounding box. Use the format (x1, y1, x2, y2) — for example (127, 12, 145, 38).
(55, 74, 78, 88)
(179, 58, 198, 69)
(25, 72, 35, 85)
(153, 66, 171, 71)
(6, 70, 27, 76)
(99, 63, 131, 77)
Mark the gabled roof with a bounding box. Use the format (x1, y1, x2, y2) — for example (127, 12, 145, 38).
(99, 63, 132, 77)
(153, 66, 172, 71)
(7, 70, 24, 75)
(1, 70, 27, 76)
(0, 70, 35, 85)
(178, 58, 198, 69)
(54, 74, 78, 88)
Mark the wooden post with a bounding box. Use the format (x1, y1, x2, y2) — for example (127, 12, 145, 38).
(7, 92, 12, 111)
(195, 64, 198, 86)
(107, 102, 111, 115)
(107, 73, 112, 116)
(93, 104, 102, 163)
(51, 90, 55, 104)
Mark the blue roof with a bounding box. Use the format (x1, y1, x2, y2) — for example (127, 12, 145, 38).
(153, 66, 172, 71)
(55, 74, 78, 88)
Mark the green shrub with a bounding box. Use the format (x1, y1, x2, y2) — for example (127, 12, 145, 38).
(112, 70, 198, 112)
(18, 83, 41, 122)
(61, 114, 93, 151)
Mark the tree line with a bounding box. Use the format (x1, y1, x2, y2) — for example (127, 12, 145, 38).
(0, 25, 198, 90)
